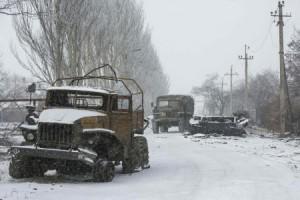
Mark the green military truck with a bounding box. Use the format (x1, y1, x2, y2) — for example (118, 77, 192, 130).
(9, 65, 149, 182)
(152, 95, 194, 133)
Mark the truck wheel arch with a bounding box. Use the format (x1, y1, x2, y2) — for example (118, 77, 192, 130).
(87, 131, 124, 161)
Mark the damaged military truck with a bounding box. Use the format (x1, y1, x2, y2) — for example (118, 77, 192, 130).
(189, 116, 246, 137)
(152, 95, 194, 133)
(9, 65, 149, 182)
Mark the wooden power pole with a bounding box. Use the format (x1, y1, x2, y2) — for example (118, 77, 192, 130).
(239, 45, 253, 112)
(225, 65, 238, 115)
(271, 1, 292, 134)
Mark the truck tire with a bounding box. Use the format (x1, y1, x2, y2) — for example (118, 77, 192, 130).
(122, 144, 139, 173)
(93, 160, 115, 182)
(160, 126, 168, 133)
(134, 136, 150, 169)
(31, 159, 47, 177)
(57, 161, 90, 176)
(122, 136, 150, 173)
(9, 155, 33, 179)
(179, 118, 185, 132)
(152, 121, 159, 134)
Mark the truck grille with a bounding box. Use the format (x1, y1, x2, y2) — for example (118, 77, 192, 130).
(38, 123, 73, 146)
(159, 111, 176, 118)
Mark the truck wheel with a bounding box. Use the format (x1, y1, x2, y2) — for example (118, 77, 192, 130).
(31, 159, 46, 177)
(122, 147, 139, 173)
(152, 121, 159, 134)
(134, 136, 150, 169)
(9, 155, 32, 179)
(57, 165, 76, 175)
(93, 160, 115, 182)
(185, 119, 191, 132)
(160, 126, 168, 133)
(179, 119, 185, 132)
(57, 161, 90, 175)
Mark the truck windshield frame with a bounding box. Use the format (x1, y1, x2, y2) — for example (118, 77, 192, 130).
(46, 90, 108, 111)
(158, 100, 180, 108)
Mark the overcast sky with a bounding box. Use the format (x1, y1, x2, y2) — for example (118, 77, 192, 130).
(139, 0, 300, 94)
(1, 0, 300, 94)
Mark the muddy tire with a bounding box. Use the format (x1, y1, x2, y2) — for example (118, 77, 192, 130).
(179, 118, 185, 132)
(56, 165, 73, 175)
(134, 136, 150, 169)
(30, 159, 47, 177)
(122, 136, 150, 173)
(160, 126, 168, 133)
(152, 121, 159, 134)
(57, 161, 90, 176)
(9, 155, 33, 179)
(122, 145, 139, 173)
(93, 160, 115, 182)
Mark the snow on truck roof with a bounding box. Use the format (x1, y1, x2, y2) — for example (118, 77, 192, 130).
(47, 86, 116, 94)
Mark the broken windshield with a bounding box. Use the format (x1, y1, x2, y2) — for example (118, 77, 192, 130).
(46, 90, 107, 111)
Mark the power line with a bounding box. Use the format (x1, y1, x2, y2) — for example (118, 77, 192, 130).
(252, 19, 274, 53)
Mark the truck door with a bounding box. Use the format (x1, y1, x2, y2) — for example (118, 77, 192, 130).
(110, 95, 132, 146)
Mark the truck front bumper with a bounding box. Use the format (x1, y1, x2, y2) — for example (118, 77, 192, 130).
(9, 146, 97, 166)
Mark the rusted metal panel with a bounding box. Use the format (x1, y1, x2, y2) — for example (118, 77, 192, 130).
(132, 110, 144, 130)
(110, 112, 132, 146)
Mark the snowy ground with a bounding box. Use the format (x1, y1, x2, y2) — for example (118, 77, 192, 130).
(1, 128, 300, 200)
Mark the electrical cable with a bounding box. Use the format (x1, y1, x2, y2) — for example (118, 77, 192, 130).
(253, 19, 274, 53)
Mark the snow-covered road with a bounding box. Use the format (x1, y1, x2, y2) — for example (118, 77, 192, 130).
(1, 130, 300, 200)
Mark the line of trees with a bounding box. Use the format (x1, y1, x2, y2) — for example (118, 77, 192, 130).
(0, 63, 29, 101)
(192, 29, 300, 132)
(1, 0, 169, 114)
(191, 75, 227, 116)
(192, 70, 280, 131)
(287, 30, 300, 132)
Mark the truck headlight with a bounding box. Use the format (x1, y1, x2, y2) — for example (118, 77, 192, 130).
(26, 133, 35, 141)
(88, 139, 94, 145)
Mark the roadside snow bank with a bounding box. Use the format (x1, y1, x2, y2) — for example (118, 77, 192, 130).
(1, 129, 300, 200)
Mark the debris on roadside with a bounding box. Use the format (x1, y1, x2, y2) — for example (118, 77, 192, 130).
(189, 116, 247, 137)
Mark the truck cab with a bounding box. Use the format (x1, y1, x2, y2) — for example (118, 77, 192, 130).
(152, 95, 194, 133)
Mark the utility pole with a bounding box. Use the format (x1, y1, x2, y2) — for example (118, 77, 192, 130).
(239, 45, 253, 112)
(271, 1, 292, 134)
(217, 78, 227, 116)
(225, 65, 238, 115)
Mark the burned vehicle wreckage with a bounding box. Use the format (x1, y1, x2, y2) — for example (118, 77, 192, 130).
(9, 65, 149, 182)
(152, 95, 194, 133)
(189, 116, 247, 137)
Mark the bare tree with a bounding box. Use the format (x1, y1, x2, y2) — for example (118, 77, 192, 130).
(0, 0, 18, 15)
(287, 29, 300, 132)
(248, 70, 279, 126)
(287, 29, 300, 97)
(13, 0, 97, 83)
(0, 65, 29, 100)
(0, 0, 36, 16)
(13, 0, 169, 113)
(192, 75, 227, 116)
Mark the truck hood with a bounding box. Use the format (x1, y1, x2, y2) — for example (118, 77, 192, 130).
(39, 108, 106, 124)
